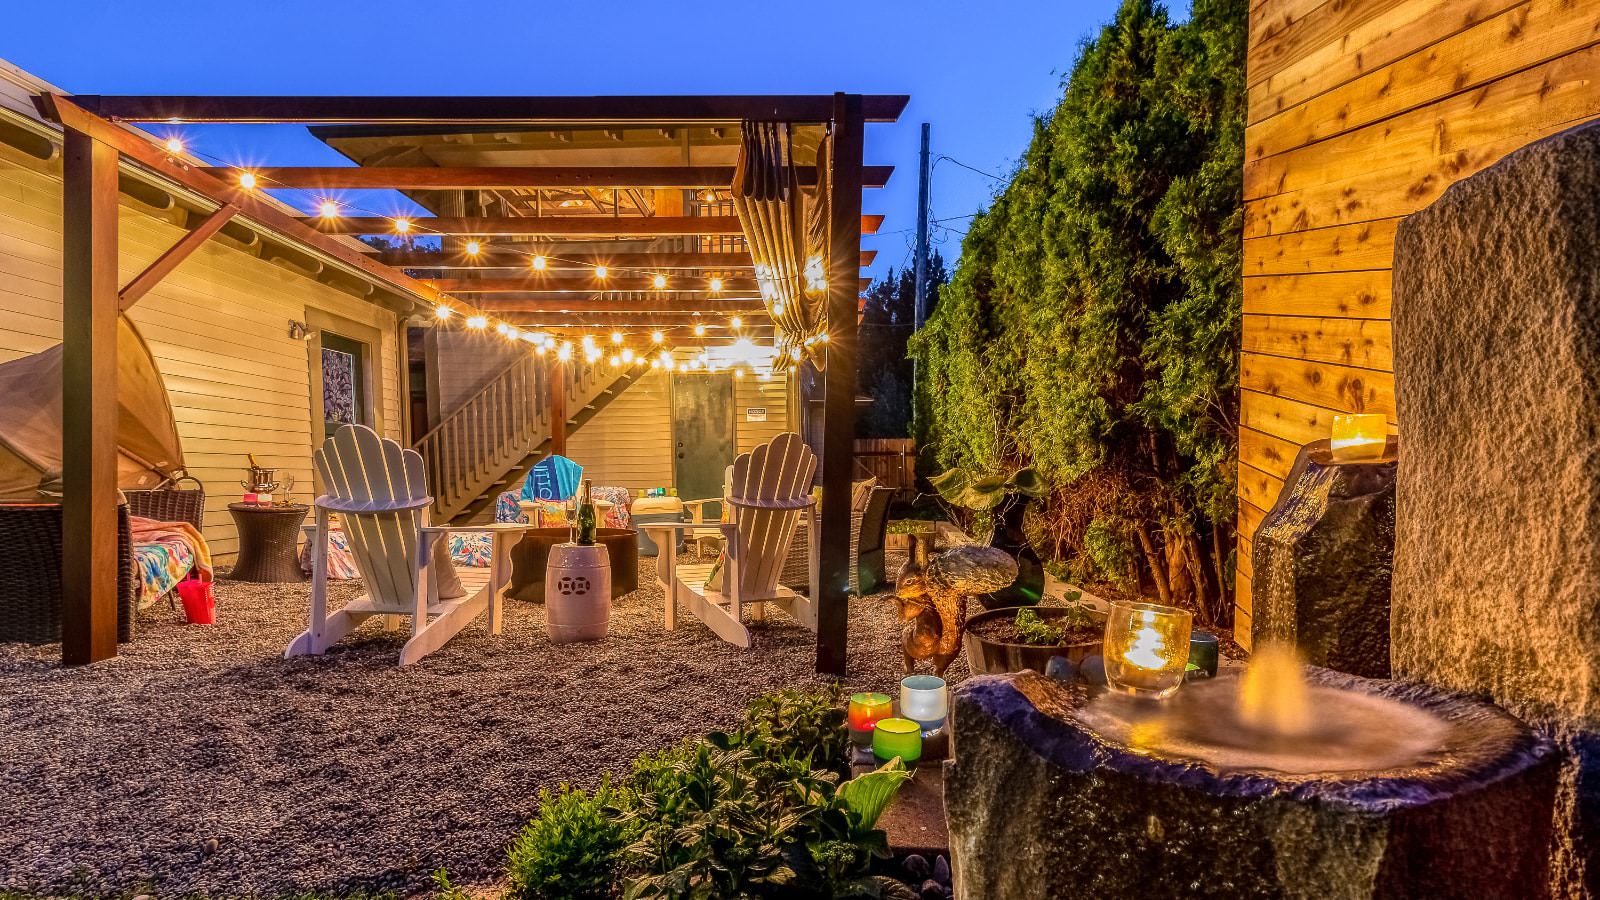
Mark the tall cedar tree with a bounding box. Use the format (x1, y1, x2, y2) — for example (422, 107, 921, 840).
(858, 252, 948, 438)
(909, 0, 1244, 625)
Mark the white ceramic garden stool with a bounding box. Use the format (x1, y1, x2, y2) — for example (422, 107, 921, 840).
(545, 542, 611, 643)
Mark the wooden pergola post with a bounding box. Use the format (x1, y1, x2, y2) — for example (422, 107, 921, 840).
(816, 93, 865, 676)
(549, 359, 567, 457)
(60, 127, 121, 665)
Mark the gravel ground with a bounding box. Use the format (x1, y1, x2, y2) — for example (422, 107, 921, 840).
(0, 553, 962, 899)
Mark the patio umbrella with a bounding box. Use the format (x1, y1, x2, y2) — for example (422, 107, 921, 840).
(0, 317, 185, 499)
(731, 122, 831, 371)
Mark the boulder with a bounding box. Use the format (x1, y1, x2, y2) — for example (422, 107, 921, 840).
(945, 671, 1558, 900)
(1391, 120, 1600, 895)
(1251, 438, 1396, 678)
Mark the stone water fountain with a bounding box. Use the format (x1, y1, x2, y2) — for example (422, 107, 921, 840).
(946, 120, 1600, 899)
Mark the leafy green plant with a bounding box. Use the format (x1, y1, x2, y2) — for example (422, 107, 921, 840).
(719, 684, 851, 774)
(886, 519, 938, 535)
(908, 0, 1245, 626)
(1013, 595, 1096, 646)
(506, 777, 630, 900)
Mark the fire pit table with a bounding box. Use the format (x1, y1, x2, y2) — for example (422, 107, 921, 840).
(504, 527, 638, 602)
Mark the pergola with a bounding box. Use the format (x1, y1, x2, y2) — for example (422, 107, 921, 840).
(34, 91, 906, 674)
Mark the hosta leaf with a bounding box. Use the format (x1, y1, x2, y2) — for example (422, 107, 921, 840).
(838, 758, 913, 830)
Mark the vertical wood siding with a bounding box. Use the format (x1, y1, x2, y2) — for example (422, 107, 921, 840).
(1239, 0, 1600, 643)
(0, 143, 404, 560)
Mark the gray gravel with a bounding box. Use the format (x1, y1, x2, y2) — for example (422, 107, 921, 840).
(0, 554, 964, 898)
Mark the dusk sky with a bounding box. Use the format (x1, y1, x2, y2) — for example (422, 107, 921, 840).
(2, 0, 1192, 281)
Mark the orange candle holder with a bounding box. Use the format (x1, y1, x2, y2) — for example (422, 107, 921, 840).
(848, 692, 893, 745)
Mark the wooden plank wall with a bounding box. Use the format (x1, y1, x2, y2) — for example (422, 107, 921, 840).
(0, 140, 404, 560)
(1239, 0, 1600, 645)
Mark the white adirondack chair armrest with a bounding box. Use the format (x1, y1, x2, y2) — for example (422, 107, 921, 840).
(726, 496, 815, 511)
(316, 494, 434, 514)
(419, 523, 535, 536)
(641, 522, 739, 537)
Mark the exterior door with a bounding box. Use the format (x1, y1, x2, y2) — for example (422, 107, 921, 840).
(672, 373, 735, 504)
(320, 332, 369, 440)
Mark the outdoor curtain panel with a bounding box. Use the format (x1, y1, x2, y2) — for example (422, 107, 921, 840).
(731, 122, 831, 371)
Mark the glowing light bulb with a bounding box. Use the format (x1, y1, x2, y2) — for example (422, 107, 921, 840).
(734, 367, 744, 378)
(466, 315, 488, 329)
(535, 343, 548, 355)
(319, 200, 341, 218)
(531, 255, 547, 271)
(773, 302, 785, 316)
(730, 316, 743, 330)
(650, 358, 660, 369)
(611, 331, 623, 345)
(238, 171, 258, 190)
(694, 323, 707, 337)
(818, 332, 830, 343)
(164, 136, 184, 154)
(496, 322, 511, 336)
(435, 305, 452, 320)
(650, 329, 664, 344)
(652, 274, 667, 290)
(621, 348, 635, 364)
(582, 334, 596, 350)
(608, 354, 620, 367)
(594, 265, 608, 279)
(557, 342, 573, 362)
(709, 277, 724, 292)
(465, 240, 481, 256)
(790, 346, 803, 360)
(393, 218, 412, 234)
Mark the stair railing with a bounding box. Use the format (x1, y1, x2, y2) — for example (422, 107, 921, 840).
(414, 354, 549, 519)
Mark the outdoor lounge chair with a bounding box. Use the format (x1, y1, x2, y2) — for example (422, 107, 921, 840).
(641, 432, 818, 648)
(286, 424, 526, 666)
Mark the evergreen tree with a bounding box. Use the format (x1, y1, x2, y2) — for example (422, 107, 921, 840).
(857, 252, 948, 438)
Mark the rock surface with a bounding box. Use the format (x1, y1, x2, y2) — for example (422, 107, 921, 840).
(1391, 119, 1600, 895)
(1251, 438, 1396, 677)
(945, 671, 1558, 900)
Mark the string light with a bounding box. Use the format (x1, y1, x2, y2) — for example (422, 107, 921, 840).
(608, 354, 620, 367)
(621, 348, 635, 364)
(595, 265, 609, 279)
(531, 255, 547, 271)
(435, 305, 452, 320)
(818, 332, 829, 343)
(731, 316, 743, 330)
(582, 334, 596, 350)
(465, 240, 481, 256)
(611, 331, 624, 345)
(237, 171, 257, 190)
(393, 218, 412, 234)
(466, 315, 488, 329)
(650, 358, 660, 369)
(164, 136, 184, 154)
(709, 277, 724, 292)
(694, 322, 707, 337)
(557, 342, 573, 362)
(651, 329, 664, 344)
(496, 322, 512, 336)
(652, 274, 667, 290)
(773, 303, 785, 316)
(318, 199, 341, 218)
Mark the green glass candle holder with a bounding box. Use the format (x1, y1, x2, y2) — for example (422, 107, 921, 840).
(872, 717, 923, 765)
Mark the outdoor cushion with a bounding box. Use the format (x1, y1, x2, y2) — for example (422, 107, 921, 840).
(593, 486, 632, 528)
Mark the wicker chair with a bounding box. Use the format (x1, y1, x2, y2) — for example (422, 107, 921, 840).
(780, 486, 893, 595)
(0, 477, 204, 645)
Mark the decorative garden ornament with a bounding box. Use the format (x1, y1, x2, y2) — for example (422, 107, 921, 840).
(896, 543, 1018, 675)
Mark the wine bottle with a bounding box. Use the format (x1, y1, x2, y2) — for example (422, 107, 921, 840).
(575, 479, 597, 546)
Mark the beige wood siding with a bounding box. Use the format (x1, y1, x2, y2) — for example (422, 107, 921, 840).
(433, 328, 528, 414)
(734, 375, 789, 454)
(0, 141, 405, 560)
(1238, 0, 1600, 646)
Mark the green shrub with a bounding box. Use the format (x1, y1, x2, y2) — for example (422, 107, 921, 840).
(724, 684, 850, 773)
(506, 777, 629, 900)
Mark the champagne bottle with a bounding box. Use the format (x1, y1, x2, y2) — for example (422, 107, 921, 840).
(575, 479, 597, 546)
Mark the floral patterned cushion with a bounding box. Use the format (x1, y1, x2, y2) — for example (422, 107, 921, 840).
(592, 486, 632, 528)
(447, 533, 493, 567)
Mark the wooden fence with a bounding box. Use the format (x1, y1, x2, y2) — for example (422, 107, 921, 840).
(1237, 0, 1600, 647)
(855, 438, 917, 493)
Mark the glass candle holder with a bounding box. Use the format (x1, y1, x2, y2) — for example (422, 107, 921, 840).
(848, 692, 893, 745)
(1104, 600, 1193, 700)
(899, 675, 949, 736)
(872, 717, 923, 764)
(1329, 413, 1389, 462)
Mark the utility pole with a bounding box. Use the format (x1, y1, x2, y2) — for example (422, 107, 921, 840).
(913, 123, 931, 329)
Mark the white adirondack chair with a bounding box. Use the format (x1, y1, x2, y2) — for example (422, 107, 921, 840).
(285, 424, 527, 666)
(641, 432, 819, 647)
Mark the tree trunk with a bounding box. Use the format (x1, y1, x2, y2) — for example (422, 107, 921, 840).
(1135, 522, 1172, 605)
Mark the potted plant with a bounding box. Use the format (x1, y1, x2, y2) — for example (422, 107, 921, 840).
(964, 593, 1106, 675)
(928, 466, 1047, 608)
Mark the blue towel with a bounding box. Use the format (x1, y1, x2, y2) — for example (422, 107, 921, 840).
(522, 454, 583, 502)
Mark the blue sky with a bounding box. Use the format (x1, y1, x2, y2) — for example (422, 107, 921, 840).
(2, 0, 1189, 281)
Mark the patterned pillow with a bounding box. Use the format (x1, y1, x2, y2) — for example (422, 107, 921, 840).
(592, 486, 632, 528)
(448, 533, 493, 567)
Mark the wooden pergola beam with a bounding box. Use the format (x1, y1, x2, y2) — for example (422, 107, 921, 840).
(33, 93, 445, 310)
(60, 127, 121, 666)
(69, 94, 911, 124)
(118, 204, 237, 310)
(309, 215, 884, 237)
(199, 165, 893, 190)
(376, 249, 879, 269)
(472, 297, 765, 313)
(428, 275, 759, 293)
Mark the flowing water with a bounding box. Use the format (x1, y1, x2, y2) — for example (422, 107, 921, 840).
(1075, 644, 1449, 777)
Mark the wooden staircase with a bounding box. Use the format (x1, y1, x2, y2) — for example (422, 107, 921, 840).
(413, 355, 648, 524)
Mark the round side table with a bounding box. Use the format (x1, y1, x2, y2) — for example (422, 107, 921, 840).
(227, 503, 310, 582)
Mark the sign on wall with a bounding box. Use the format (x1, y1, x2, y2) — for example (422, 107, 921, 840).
(746, 407, 768, 422)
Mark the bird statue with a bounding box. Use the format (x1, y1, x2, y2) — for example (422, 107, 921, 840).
(895, 544, 1018, 675)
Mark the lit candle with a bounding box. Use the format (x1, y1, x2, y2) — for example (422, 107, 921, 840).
(871, 717, 922, 765)
(1329, 413, 1389, 462)
(899, 675, 949, 736)
(1104, 600, 1192, 700)
(848, 692, 893, 746)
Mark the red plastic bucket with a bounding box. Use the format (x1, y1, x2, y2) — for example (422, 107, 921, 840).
(177, 580, 216, 625)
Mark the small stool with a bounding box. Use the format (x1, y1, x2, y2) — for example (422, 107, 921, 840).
(545, 542, 611, 643)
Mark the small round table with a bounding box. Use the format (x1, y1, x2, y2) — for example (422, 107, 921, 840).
(227, 503, 310, 582)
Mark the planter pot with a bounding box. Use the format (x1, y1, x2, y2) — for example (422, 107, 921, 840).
(886, 532, 912, 552)
(964, 606, 1106, 675)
